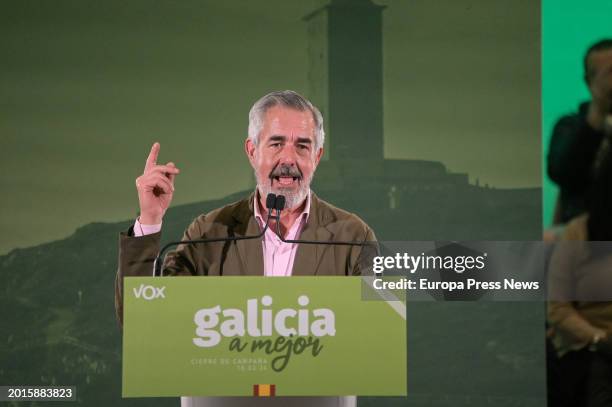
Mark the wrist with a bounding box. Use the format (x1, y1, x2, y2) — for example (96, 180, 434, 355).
(139, 214, 163, 225)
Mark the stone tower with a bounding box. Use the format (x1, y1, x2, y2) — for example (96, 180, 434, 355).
(303, 0, 385, 163)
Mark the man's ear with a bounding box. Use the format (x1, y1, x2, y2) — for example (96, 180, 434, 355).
(245, 138, 257, 167)
(314, 147, 324, 167)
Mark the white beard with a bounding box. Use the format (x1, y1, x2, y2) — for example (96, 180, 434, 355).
(255, 173, 311, 210)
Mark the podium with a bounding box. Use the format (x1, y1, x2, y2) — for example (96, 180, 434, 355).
(122, 276, 406, 398)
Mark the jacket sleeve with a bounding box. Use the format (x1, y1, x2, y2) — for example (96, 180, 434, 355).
(351, 224, 379, 276)
(114, 217, 205, 327)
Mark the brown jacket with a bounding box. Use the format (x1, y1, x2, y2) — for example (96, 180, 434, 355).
(115, 192, 377, 325)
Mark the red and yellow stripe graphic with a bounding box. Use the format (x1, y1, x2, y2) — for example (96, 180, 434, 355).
(253, 384, 276, 397)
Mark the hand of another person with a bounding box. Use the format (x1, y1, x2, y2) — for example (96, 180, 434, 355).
(135, 142, 180, 225)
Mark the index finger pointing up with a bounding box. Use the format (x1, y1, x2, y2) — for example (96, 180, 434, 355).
(145, 142, 160, 171)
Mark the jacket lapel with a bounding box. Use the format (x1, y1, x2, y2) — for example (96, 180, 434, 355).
(292, 194, 334, 276)
(234, 193, 264, 276)
(232, 191, 334, 276)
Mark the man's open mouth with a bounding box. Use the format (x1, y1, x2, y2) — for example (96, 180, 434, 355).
(272, 176, 300, 186)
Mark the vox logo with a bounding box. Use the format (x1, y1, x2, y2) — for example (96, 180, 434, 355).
(133, 284, 166, 300)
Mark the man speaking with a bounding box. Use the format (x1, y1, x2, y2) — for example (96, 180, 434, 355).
(115, 90, 376, 406)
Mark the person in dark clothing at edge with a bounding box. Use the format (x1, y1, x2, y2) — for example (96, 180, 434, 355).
(547, 39, 612, 225)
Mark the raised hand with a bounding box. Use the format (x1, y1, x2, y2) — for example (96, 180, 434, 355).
(135, 142, 180, 224)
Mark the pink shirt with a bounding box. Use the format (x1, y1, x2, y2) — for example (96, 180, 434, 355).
(133, 191, 311, 276)
(253, 191, 310, 276)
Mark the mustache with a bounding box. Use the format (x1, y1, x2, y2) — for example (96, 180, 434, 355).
(268, 164, 302, 179)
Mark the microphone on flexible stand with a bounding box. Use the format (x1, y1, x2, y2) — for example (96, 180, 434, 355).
(273, 194, 377, 249)
(153, 193, 278, 277)
(273, 195, 286, 223)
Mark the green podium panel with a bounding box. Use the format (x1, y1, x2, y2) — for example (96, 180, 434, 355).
(123, 276, 406, 397)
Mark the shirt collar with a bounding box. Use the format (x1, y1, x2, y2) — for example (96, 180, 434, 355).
(253, 189, 311, 227)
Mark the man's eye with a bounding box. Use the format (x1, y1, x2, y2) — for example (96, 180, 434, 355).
(298, 144, 309, 150)
(270, 143, 281, 148)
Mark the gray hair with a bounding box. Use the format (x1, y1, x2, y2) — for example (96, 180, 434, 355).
(248, 90, 325, 150)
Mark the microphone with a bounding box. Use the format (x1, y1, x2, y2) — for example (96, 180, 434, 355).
(273, 194, 377, 249)
(153, 193, 278, 277)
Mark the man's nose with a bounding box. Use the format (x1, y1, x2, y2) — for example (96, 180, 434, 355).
(278, 145, 298, 165)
